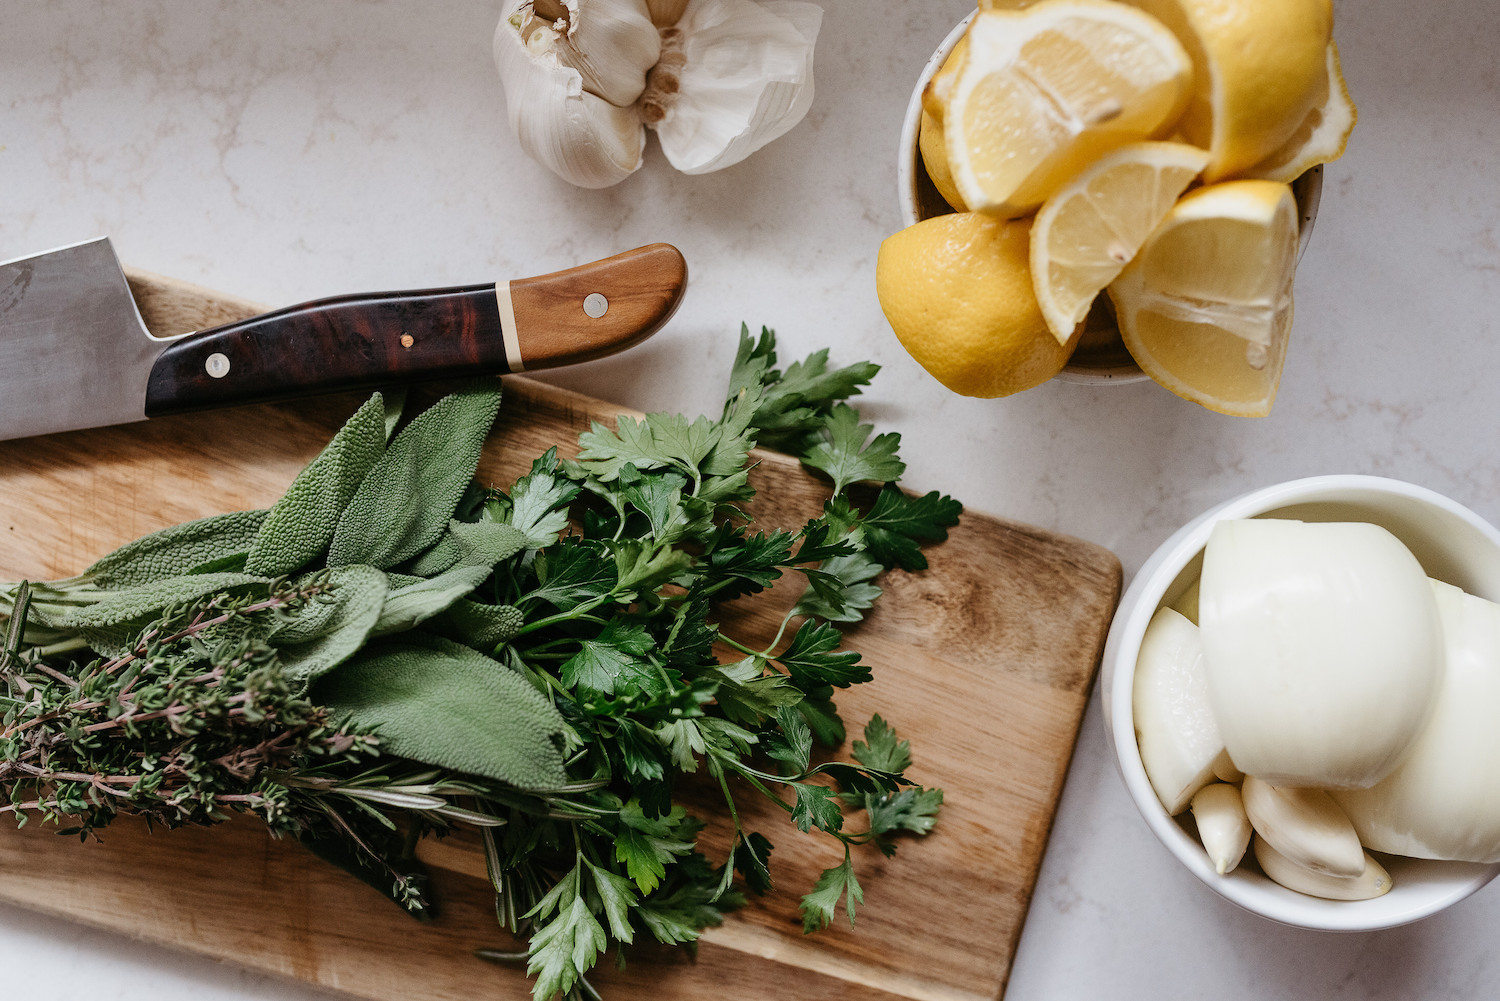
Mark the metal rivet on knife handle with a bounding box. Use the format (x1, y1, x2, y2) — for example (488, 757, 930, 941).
(205, 353, 231, 379)
(583, 293, 609, 319)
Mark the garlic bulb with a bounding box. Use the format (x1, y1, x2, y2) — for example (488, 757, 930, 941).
(1333, 580, 1500, 863)
(1198, 519, 1443, 789)
(496, 0, 651, 188)
(494, 0, 822, 187)
(643, 0, 823, 174)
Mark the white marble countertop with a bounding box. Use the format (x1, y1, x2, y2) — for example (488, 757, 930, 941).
(4, 1, 1500, 998)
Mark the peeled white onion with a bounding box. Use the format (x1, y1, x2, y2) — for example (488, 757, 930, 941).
(1133, 607, 1230, 814)
(1333, 580, 1500, 862)
(1198, 519, 1443, 789)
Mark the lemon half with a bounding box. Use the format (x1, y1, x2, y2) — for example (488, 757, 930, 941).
(1109, 179, 1298, 416)
(1030, 141, 1210, 344)
(943, 0, 1194, 218)
(1245, 41, 1356, 183)
(877, 213, 1080, 398)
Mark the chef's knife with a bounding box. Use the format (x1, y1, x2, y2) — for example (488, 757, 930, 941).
(0, 237, 687, 442)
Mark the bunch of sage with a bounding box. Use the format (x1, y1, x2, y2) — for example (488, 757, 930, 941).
(0, 327, 960, 1001)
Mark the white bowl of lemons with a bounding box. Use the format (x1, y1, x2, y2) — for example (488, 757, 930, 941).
(1101, 475, 1500, 930)
(880, 0, 1351, 412)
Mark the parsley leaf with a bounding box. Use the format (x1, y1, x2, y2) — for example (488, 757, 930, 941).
(800, 404, 905, 494)
(777, 619, 871, 689)
(800, 849, 864, 933)
(852, 714, 912, 773)
(860, 485, 963, 572)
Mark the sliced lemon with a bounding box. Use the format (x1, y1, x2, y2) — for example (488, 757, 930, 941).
(1124, 0, 1333, 181)
(918, 34, 971, 212)
(1030, 141, 1210, 344)
(877, 212, 1080, 398)
(1108, 179, 1298, 417)
(1244, 41, 1356, 183)
(942, 0, 1194, 218)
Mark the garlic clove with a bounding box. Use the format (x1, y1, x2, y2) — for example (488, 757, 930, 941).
(644, 0, 823, 175)
(495, 2, 647, 188)
(1241, 775, 1365, 878)
(1253, 836, 1392, 901)
(1133, 607, 1226, 815)
(541, 0, 662, 108)
(1191, 782, 1252, 875)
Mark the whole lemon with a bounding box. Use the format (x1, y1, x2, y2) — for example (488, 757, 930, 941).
(876, 212, 1079, 398)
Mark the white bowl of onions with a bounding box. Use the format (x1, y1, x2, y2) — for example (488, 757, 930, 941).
(1101, 475, 1500, 930)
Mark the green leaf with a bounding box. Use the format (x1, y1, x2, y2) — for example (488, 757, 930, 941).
(502, 449, 580, 550)
(85, 510, 269, 588)
(865, 786, 944, 841)
(777, 619, 870, 689)
(560, 623, 661, 699)
(852, 714, 912, 774)
(585, 858, 638, 943)
(430, 599, 525, 652)
(765, 704, 812, 772)
(859, 486, 963, 572)
(370, 564, 490, 637)
(615, 718, 667, 782)
(703, 529, 794, 601)
(526, 893, 605, 1001)
(272, 564, 388, 685)
(246, 394, 388, 576)
(800, 849, 863, 933)
(800, 404, 904, 495)
(613, 801, 696, 894)
(64, 572, 271, 629)
(731, 831, 774, 894)
(609, 538, 691, 596)
(790, 783, 844, 834)
(525, 538, 616, 612)
(313, 633, 568, 789)
(792, 550, 883, 624)
(329, 386, 503, 569)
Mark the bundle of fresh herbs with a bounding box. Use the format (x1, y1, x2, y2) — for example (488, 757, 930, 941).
(0, 327, 959, 1000)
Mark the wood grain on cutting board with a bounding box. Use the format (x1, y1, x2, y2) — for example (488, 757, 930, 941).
(0, 270, 1122, 1001)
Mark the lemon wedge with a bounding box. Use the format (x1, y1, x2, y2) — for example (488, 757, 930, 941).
(1108, 179, 1298, 416)
(1030, 141, 1209, 344)
(877, 212, 1079, 398)
(1124, 0, 1332, 181)
(1245, 41, 1356, 183)
(942, 0, 1194, 218)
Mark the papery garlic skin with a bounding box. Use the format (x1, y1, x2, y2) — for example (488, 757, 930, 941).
(644, 0, 691, 26)
(496, 0, 647, 188)
(1333, 580, 1500, 863)
(1198, 519, 1443, 789)
(644, 0, 823, 174)
(543, 0, 662, 108)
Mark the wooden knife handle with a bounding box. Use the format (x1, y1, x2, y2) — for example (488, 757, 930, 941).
(143, 243, 687, 417)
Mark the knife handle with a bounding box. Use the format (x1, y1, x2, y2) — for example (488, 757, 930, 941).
(143, 243, 687, 418)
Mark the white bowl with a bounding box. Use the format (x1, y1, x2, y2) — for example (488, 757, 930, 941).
(1101, 474, 1500, 930)
(897, 14, 1323, 385)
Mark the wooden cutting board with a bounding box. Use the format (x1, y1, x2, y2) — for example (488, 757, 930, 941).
(0, 270, 1121, 1001)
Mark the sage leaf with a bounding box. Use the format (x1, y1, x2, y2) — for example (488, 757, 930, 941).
(246, 394, 388, 577)
(371, 564, 491, 637)
(314, 633, 568, 790)
(432, 599, 526, 651)
(64, 572, 272, 629)
(381, 386, 407, 441)
(329, 385, 504, 569)
(273, 565, 388, 685)
(86, 510, 269, 588)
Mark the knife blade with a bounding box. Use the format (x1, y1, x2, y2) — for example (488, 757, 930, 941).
(0, 237, 687, 442)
